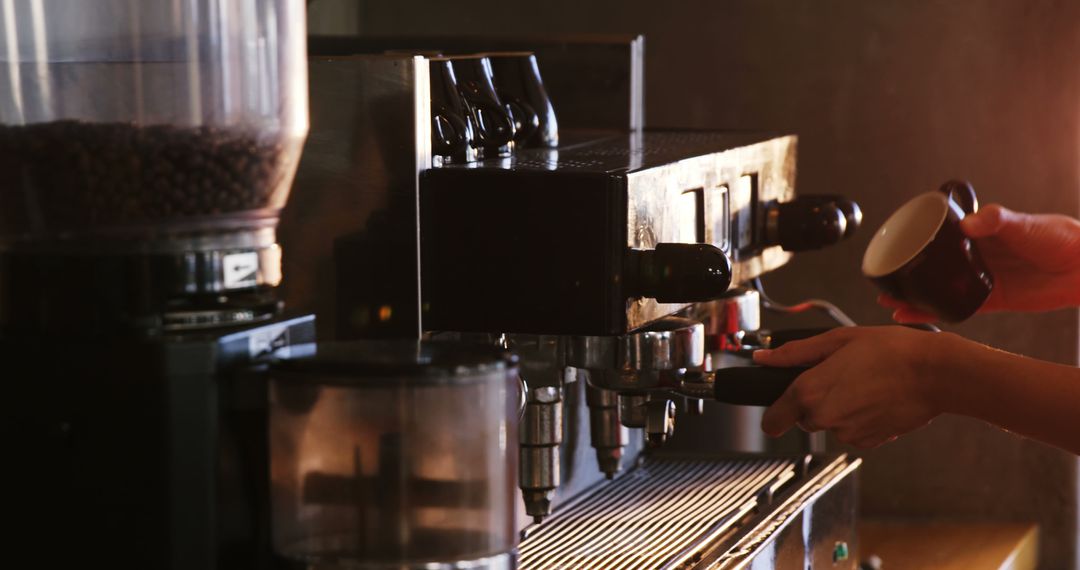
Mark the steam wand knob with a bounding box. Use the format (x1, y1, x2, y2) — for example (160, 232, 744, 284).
(763, 194, 864, 252)
(626, 243, 733, 303)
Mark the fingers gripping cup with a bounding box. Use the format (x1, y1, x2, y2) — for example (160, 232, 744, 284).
(862, 180, 994, 322)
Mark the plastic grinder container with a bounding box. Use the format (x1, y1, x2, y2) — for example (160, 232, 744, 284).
(269, 341, 521, 569)
(0, 0, 308, 245)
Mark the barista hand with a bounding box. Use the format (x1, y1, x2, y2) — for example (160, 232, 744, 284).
(878, 204, 1080, 322)
(754, 325, 1080, 454)
(753, 326, 944, 448)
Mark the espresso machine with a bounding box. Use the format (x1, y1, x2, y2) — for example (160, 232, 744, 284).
(2, 2, 316, 568)
(3, 10, 867, 566)
(286, 35, 866, 568)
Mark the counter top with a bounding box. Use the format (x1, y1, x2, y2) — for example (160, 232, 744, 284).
(859, 519, 1038, 570)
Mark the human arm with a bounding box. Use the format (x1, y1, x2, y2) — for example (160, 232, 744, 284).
(881, 204, 1080, 322)
(754, 326, 1080, 454)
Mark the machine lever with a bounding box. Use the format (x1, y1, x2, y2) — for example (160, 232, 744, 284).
(710, 366, 808, 407)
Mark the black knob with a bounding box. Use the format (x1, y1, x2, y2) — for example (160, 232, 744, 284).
(800, 195, 862, 239)
(712, 366, 808, 406)
(787, 195, 862, 240)
(834, 199, 862, 239)
(765, 200, 847, 252)
(627, 243, 733, 303)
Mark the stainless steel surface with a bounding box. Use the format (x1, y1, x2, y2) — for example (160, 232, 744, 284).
(518, 456, 798, 569)
(674, 377, 715, 400)
(509, 334, 570, 523)
(700, 456, 861, 569)
(719, 289, 762, 335)
(540, 376, 646, 531)
(626, 134, 796, 330)
(567, 316, 704, 372)
(645, 398, 677, 447)
(520, 385, 563, 523)
(280, 54, 430, 339)
(522, 386, 562, 440)
(518, 454, 860, 569)
(508, 335, 567, 378)
(585, 384, 628, 479)
(619, 393, 649, 428)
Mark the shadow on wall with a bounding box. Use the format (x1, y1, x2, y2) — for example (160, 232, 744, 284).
(310, 0, 1080, 567)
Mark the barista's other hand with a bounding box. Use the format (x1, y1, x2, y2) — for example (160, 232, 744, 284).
(753, 326, 958, 448)
(878, 204, 1080, 322)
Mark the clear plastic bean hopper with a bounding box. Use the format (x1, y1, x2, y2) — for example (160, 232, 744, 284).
(0, 0, 308, 332)
(268, 341, 521, 570)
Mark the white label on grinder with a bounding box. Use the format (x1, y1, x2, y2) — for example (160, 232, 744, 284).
(223, 251, 259, 289)
(249, 325, 289, 360)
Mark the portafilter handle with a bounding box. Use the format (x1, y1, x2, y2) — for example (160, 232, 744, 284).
(711, 366, 808, 406)
(681, 366, 808, 407)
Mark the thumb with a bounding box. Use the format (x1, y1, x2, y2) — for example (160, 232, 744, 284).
(961, 204, 1080, 267)
(960, 203, 1009, 239)
(753, 328, 853, 367)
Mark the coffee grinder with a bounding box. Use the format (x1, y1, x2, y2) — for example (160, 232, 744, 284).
(2, 2, 311, 568)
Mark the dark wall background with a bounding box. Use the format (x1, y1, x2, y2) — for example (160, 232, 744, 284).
(309, 1, 1080, 566)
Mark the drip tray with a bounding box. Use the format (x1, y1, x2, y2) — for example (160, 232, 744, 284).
(519, 454, 860, 570)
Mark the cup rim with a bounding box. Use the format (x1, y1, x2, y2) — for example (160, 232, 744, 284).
(862, 192, 949, 278)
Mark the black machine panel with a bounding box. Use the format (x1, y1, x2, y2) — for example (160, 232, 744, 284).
(420, 131, 798, 335)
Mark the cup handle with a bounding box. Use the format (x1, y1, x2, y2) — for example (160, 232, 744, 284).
(938, 179, 978, 215)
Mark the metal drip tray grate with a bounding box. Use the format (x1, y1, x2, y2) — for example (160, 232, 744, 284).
(518, 457, 797, 570)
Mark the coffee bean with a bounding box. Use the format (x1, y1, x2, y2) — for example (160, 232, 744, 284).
(0, 120, 288, 233)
